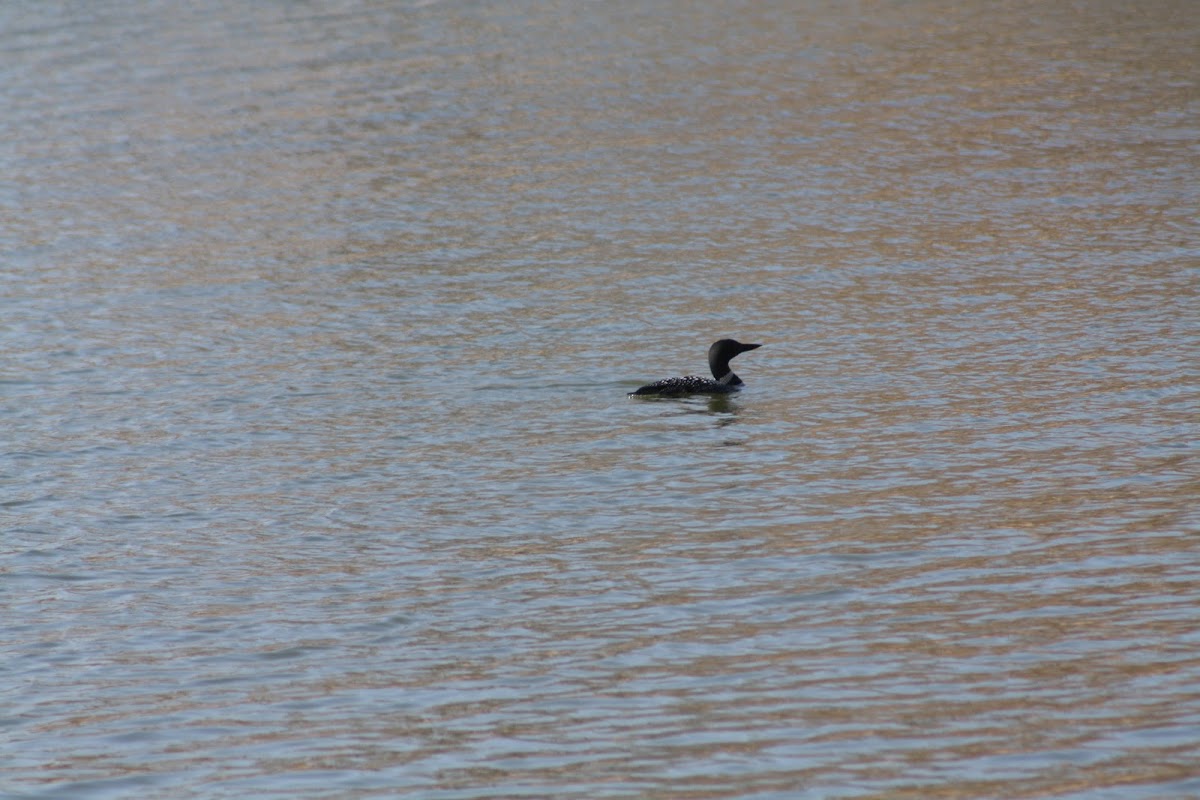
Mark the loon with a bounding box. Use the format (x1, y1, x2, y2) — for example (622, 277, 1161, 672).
(630, 339, 763, 397)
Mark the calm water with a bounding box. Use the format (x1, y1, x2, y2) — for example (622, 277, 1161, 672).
(2, 1, 1198, 798)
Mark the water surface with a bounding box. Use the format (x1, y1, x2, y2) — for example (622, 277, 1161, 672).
(2, 1, 1198, 798)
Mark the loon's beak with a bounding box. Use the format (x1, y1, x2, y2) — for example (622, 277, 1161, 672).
(740, 343, 763, 352)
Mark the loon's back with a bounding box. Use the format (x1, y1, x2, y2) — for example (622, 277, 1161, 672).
(630, 375, 737, 397)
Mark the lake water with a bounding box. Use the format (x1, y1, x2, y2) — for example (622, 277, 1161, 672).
(2, 1, 1198, 798)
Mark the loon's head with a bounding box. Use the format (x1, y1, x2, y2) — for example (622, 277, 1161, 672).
(708, 339, 762, 384)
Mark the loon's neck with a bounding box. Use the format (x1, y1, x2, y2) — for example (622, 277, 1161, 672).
(710, 353, 741, 384)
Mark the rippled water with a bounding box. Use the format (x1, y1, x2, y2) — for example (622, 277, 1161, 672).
(2, 1, 1198, 798)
